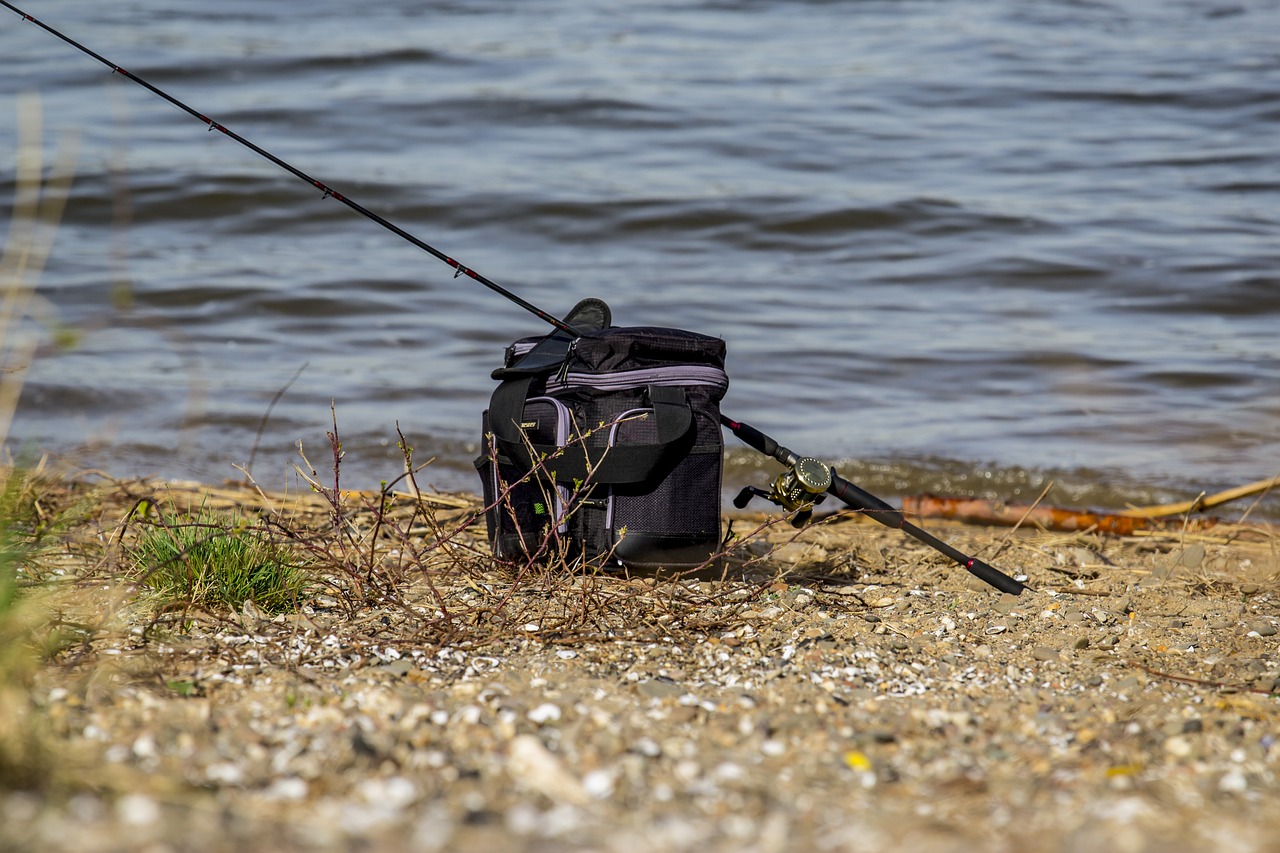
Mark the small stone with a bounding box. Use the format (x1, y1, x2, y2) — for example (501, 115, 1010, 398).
(637, 678, 683, 700)
(632, 737, 662, 758)
(1247, 621, 1278, 637)
(1032, 646, 1060, 662)
(1113, 675, 1141, 693)
(263, 777, 309, 801)
(1164, 735, 1193, 758)
(205, 762, 245, 786)
(507, 735, 589, 805)
(116, 794, 160, 827)
(1178, 544, 1207, 569)
(379, 659, 414, 676)
(1071, 548, 1101, 566)
(993, 596, 1019, 615)
(582, 769, 616, 799)
(357, 776, 417, 811)
(1219, 769, 1248, 793)
(528, 703, 562, 724)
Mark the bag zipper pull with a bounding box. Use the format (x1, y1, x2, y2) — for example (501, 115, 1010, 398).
(555, 339, 579, 384)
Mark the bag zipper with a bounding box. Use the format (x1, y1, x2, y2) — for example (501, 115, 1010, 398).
(547, 365, 728, 394)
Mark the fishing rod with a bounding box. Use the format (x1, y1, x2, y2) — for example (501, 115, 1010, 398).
(5, 2, 1025, 595)
(722, 418, 1027, 596)
(0, 0, 577, 337)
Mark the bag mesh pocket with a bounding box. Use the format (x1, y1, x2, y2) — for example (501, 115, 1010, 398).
(607, 409, 722, 566)
(480, 398, 570, 559)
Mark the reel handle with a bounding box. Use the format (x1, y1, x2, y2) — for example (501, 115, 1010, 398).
(722, 416, 1026, 596)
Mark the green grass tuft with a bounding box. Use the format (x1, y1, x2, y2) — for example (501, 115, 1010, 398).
(131, 508, 311, 615)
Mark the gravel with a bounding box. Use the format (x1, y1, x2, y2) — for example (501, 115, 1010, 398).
(3, 480, 1279, 852)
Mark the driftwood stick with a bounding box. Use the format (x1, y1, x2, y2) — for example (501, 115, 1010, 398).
(1119, 474, 1280, 518)
(901, 495, 1157, 535)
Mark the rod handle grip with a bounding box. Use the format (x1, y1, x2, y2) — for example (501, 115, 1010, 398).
(721, 417, 781, 461)
(963, 557, 1026, 596)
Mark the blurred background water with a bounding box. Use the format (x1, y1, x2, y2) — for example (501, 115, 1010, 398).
(3, 0, 1278, 516)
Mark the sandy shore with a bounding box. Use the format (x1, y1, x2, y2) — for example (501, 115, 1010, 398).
(3, 478, 1279, 852)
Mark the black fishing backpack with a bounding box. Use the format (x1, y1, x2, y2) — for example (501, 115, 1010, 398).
(476, 299, 729, 570)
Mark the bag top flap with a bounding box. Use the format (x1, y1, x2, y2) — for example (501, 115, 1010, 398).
(496, 325, 726, 379)
(572, 326, 726, 372)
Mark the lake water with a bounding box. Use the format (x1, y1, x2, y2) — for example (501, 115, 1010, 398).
(4, 0, 1279, 518)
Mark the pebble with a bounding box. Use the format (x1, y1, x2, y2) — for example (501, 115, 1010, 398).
(263, 777, 309, 801)
(1219, 769, 1249, 793)
(116, 794, 160, 827)
(637, 678, 684, 700)
(507, 735, 589, 805)
(1178, 544, 1207, 569)
(528, 703, 562, 723)
(1164, 736, 1194, 758)
(582, 768, 616, 800)
(20, 494, 1280, 852)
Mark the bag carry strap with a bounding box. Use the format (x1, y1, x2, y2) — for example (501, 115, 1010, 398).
(488, 379, 693, 485)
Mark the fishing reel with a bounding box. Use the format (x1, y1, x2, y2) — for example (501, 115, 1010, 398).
(734, 455, 833, 527)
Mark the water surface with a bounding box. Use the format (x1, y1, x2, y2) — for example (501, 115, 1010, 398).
(3, 0, 1278, 517)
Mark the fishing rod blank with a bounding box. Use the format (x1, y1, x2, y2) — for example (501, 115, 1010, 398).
(0, 0, 578, 337)
(722, 416, 1027, 595)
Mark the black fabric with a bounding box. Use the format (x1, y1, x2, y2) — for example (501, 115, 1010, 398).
(476, 311, 728, 570)
(488, 377, 693, 486)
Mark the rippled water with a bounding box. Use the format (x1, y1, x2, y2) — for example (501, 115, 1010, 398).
(4, 0, 1279, 516)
